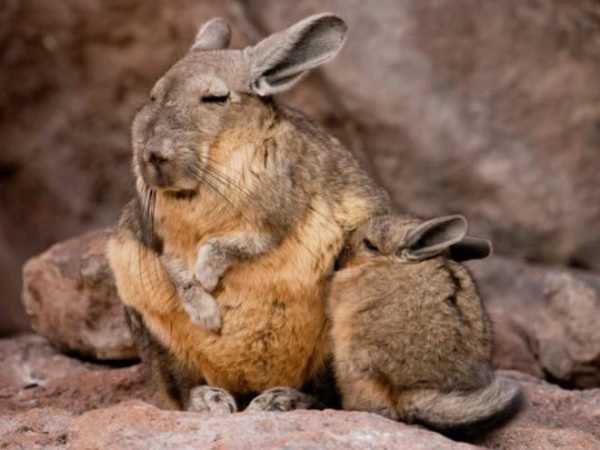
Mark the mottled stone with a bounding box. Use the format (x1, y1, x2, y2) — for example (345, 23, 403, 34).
(22, 229, 135, 360)
(471, 256, 600, 388)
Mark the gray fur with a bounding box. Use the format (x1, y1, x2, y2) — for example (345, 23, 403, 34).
(449, 236, 493, 262)
(192, 18, 231, 51)
(194, 232, 276, 293)
(404, 215, 468, 261)
(401, 376, 522, 431)
(247, 13, 348, 95)
(187, 385, 237, 414)
(329, 214, 521, 433)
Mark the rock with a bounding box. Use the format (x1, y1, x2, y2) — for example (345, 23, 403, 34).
(0, 408, 504, 450)
(487, 309, 543, 379)
(2, 371, 600, 450)
(22, 229, 135, 361)
(0, 333, 100, 390)
(1, 335, 600, 450)
(247, 0, 600, 270)
(0, 228, 28, 334)
(67, 401, 486, 450)
(470, 256, 600, 388)
(2, 361, 150, 416)
(0, 407, 73, 450)
(0, 334, 153, 416)
(474, 371, 600, 449)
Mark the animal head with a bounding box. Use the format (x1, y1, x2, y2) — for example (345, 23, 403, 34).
(132, 14, 348, 193)
(339, 214, 492, 269)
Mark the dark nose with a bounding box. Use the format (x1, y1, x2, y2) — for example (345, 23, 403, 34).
(148, 151, 168, 167)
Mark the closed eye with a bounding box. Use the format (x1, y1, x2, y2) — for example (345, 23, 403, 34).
(363, 238, 379, 252)
(200, 93, 230, 104)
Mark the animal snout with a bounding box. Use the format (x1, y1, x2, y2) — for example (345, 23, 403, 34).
(146, 138, 176, 168)
(148, 150, 169, 167)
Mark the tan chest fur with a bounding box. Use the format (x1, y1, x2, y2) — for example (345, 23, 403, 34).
(124, 193, 342, 394)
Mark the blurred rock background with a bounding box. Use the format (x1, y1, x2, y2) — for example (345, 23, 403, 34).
(2, 0, 600, 339)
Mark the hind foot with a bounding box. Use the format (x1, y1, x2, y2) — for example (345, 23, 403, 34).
(187, 386, 237, 415)
(245, 387, 322, 412)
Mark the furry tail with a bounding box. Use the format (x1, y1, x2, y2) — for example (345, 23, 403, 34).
(399, 376, 523, 436)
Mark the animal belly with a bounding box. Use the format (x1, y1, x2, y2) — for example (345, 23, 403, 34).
(143, 272, 328, 394)
(205, 277, 327, 393)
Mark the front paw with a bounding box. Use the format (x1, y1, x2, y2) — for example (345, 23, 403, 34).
(195, 242, 230, 292)
(183, 298, 222, 332)
(181, 287, 222, 332)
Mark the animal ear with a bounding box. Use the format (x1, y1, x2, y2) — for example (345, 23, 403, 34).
(449, 236, 493, 262)
(404, 215, 468, 261)
(191, 18, 231, 51)
(246, 13, 347, 96)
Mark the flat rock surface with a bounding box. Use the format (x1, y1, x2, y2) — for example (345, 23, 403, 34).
(2, 334, 600, 449)
(66, 402, 483, 450)
(0, 334, 152, 416)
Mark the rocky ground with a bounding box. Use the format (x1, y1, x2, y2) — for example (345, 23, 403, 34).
(2, 334, 600, 450)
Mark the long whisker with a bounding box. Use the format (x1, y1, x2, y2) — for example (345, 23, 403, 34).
(141, 149, 354, 295)
(137, 189, 148, 289)
(188, 163, 261, 231)
(200, 155, 344, 237)
(190, 162, 331, 262)
(145, 188, 160, 293)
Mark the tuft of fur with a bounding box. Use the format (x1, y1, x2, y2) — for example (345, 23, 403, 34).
(328, 214, 521, 434)
(399, 376, 523, 434)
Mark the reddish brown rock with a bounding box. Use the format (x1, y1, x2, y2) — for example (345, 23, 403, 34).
(0, 334, 153, 416)
(3, 372, 600, 450)
(66, 401, 483, 450)
(22, 229, 135, 361)
(0, 407, 73, 450)
(1, 337, 600, 450)
(470, 256, 600, 388)
(2, 362, 150, 416)
(58, 373, 600, 450)
(0, 333, 100, 390)
(474, 371, 600, 449)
